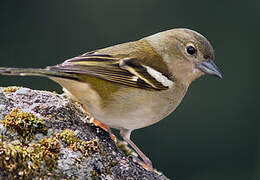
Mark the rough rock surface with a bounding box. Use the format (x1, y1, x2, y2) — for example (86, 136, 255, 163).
(0, 87, 169, 180)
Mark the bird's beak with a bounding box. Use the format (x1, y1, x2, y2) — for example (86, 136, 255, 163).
(196, 60, 222, 79)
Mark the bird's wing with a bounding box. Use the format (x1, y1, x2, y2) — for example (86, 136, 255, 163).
(48, 52, 174, 91)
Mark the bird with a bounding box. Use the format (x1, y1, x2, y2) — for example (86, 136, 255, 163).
(0, 28, 222, 170)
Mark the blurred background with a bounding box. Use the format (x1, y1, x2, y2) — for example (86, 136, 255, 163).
(0, 0, 259, 179)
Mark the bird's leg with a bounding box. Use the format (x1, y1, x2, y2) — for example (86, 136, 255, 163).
(80, 103, 110, 131)
(80, 103, 116, 140)
(120, 129, 153, 170)
(93, 119, 110, 132)
(93, 119, 116, 141)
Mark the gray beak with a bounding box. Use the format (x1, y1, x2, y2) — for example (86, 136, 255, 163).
(196, 60, 222, 79)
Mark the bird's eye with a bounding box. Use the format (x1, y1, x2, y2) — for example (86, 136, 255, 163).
(186, 44, 196, 55)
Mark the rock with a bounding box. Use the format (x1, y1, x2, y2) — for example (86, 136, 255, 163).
(0, 87, 169, 180)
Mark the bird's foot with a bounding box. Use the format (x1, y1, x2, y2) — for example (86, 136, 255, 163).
(120, 129, 153, 171)
(131, 155, 153, 171)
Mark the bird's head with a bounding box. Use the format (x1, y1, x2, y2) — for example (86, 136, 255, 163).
(146, 28, 222, 86)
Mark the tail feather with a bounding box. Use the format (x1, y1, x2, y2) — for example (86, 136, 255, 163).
(0, 67, 80, 81)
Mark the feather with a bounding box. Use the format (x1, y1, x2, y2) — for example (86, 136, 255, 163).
(48, 53, 174, 91)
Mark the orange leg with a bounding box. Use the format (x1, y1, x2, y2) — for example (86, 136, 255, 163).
(92, 119, 110, 132)
(80, 104, 116, 141)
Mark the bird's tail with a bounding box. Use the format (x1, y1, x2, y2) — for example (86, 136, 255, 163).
(0, 67, 80, 81)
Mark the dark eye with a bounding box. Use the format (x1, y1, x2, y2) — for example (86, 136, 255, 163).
(186, 45, 196, 55)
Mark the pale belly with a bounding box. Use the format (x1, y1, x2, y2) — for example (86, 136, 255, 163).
(98, 87, 186, 130)
(52, 78, 187, 131)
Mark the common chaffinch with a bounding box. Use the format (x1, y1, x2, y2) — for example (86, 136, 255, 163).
(0, 28, 222, 169)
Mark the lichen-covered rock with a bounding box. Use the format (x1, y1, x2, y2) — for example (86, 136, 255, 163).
(0, 87, 169, 180)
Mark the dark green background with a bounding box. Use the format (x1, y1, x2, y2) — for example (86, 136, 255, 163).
(0, 1, 259, 179)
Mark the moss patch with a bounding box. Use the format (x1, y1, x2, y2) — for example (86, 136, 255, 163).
(1, 86, 21, 94)
(1, 108, 48, 143)
(57, 129, 100, 157)
(91, 170, 100, 180)
(116, 141, 136, 157)
(0, 136, 61, 179)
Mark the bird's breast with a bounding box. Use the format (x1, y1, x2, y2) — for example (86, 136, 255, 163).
(97, 83, 187, 130)
(52, 77, 187, 131)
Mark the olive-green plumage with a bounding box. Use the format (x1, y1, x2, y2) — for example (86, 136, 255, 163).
(0, 28, 222, 169)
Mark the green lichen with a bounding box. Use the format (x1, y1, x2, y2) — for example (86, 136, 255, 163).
(116, 141, 136, 157)
(91, 170, 100, 180)
(0, 108, 48, 143)
(57, 129, 100, 157)
(39, 137, 61, 168)
(1, 86, 21, 94)
(0, 136, 61, 179)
